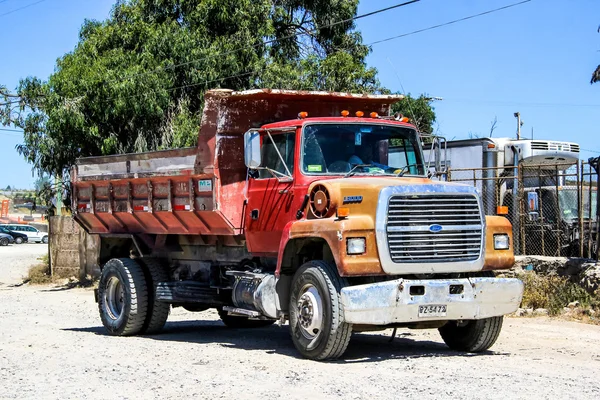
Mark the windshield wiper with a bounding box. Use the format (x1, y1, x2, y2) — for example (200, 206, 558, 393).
(344, 164, 373, 178)
(396, 163, 421, 177)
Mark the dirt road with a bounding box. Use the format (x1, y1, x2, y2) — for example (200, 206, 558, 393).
(0, 251, 599, 399)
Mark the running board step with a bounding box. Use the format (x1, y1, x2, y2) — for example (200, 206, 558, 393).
(156, 281, 229, 305)
(222, 306, 261, 318)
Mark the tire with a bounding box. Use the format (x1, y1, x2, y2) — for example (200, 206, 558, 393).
(42, 236, 48, 244)
(217, 307, 276, 328)
(138, 258, 170, 334)
(439, 316, 504, 353)
(98, 258, 149, 336)
(15, 237, 23, 245)
(0, 237, 8, 246)
(289, 260, 352, 360)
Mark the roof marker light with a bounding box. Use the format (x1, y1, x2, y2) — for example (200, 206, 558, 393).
(355, 111, 364, 117)
(370, 112, 379, 118)
(298, 111, 308, 119)
(341, 110, 350, 117)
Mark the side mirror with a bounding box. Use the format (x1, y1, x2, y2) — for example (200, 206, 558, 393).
(431, 135, 447, 176)
(244, 130, 261, 169)
(433, 137, 442, 173)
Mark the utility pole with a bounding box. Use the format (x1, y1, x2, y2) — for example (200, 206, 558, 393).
(514, 112, 522, 140)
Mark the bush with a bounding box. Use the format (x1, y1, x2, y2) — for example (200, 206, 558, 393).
(518, 272, 600, 316)
(27, 254, 51, 284)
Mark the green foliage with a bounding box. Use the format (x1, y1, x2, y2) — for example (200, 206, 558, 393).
(518, 272, 600, 316)
(1, 0, 388, 177)
(390, 93, 436, 135)
(34, 175, 51, 193)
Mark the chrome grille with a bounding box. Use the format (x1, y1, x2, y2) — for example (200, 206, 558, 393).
(386, 194, 483, 263)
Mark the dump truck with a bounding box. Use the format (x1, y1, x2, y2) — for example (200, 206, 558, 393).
(72, 89, 523, 360)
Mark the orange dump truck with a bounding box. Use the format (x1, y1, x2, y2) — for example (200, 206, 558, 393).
(72, 89, 523, 360)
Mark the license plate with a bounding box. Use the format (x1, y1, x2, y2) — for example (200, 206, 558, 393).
(418, 304, 447, 318)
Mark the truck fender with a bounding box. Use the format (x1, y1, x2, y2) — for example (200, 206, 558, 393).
(275, 220, 341, 277)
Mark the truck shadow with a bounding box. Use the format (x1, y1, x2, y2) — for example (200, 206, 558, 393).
(64, 319, 507, 363)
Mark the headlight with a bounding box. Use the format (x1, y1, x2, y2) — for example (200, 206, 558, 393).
(347, 238, 366, 255)
(494, 234, 510, 250)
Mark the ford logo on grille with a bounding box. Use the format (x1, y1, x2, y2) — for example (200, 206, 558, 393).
(429, 224, 443, 233)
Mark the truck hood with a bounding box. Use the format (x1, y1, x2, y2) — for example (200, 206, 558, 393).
(306, 176, 478, 219)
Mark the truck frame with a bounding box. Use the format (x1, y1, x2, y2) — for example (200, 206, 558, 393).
(73, 89, 523, 360)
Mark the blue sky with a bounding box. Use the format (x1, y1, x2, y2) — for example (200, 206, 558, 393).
(1, 0, 599, 188)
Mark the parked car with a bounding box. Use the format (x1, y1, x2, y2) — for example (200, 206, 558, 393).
(0, 232, 15, 246)
(0, 224, 48, 244)
(0, 226, 28, 244)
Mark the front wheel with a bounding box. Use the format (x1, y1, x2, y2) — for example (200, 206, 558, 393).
(439, 316, 504, 352)
(289, 260, 352, 360)
(42, 236, 48, 244)
(98, 258, 149, 336)
(15, 237, 23, 244)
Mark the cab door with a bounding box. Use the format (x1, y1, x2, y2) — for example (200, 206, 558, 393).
(245, 130, 297, 255)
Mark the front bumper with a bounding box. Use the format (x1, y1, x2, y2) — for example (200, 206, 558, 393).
(340, 277, 524, 325)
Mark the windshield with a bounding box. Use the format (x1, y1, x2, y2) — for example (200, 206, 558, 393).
(302, 123, 425, 176)
(558, 189, 597, 221)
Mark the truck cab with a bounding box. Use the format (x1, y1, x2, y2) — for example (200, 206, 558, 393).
(72, 89, 523, 360)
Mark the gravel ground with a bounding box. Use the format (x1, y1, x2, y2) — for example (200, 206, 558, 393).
(0, 249, 599, 399)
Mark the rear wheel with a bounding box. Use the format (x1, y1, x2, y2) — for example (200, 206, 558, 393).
(439, 316, 504, 352)
(138, 258, 171, 334)
(0, 237, 8, 246)
(15, 237, 23, 245)
(217, 308, 276, 328)
(289, 260, 352, 360)
(98, 258, 148, 336)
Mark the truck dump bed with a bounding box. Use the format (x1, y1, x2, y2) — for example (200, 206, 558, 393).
(72, 89, 403, 236)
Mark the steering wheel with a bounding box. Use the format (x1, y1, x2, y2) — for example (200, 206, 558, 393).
(328, 161, 352, 173)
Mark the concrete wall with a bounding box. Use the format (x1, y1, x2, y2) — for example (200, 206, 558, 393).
(49, 216, 99, 279)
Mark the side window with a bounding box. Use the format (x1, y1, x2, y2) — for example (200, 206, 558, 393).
(27, 227, 37, 232)
(259, 132, 295, 179)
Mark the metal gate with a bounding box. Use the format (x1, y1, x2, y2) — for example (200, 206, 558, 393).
(445, 161, 597, 257)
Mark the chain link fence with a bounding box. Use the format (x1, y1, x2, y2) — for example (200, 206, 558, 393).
(445, 162, 598, 257)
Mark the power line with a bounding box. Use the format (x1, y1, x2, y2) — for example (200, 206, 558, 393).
(580, 148, 600, 154)
(442, 98, 600, 108)
(369, 0, 532, 46)
(8, 0, 534, 107)
(106, 0, 534, 103)
(104, 0, 421, 85)
(0, 0, 47, 18)
(0, 127, 23, 132)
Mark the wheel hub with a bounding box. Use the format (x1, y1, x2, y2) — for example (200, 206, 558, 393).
(296, 286, 323, 339)
(105, 276, 125, 320)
